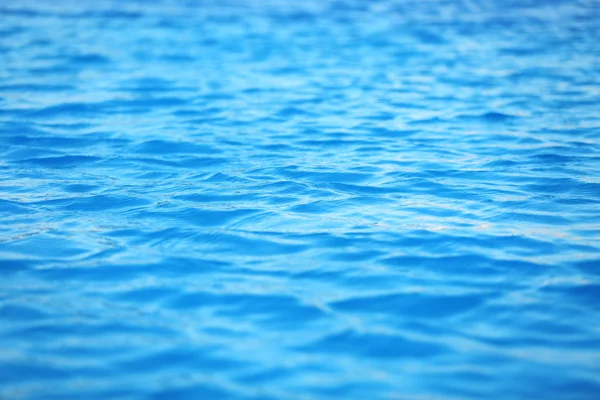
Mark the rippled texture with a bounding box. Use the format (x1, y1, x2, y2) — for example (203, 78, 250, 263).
(1, 0, 600, 399)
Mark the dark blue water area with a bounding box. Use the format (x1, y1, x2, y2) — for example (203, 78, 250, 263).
(1, 0, 600, 398)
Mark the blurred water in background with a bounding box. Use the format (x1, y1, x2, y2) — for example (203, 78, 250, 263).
(1, 0, 600, 399)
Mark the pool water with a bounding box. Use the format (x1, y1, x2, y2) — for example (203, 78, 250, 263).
(1, 0, 599, 399)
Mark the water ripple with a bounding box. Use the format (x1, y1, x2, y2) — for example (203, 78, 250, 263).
(1, 0, 600, 399)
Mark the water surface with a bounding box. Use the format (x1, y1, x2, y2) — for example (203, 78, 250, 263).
(1, 0, 600, 399)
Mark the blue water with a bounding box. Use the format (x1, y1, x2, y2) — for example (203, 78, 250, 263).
(1, 0, 600, 398)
